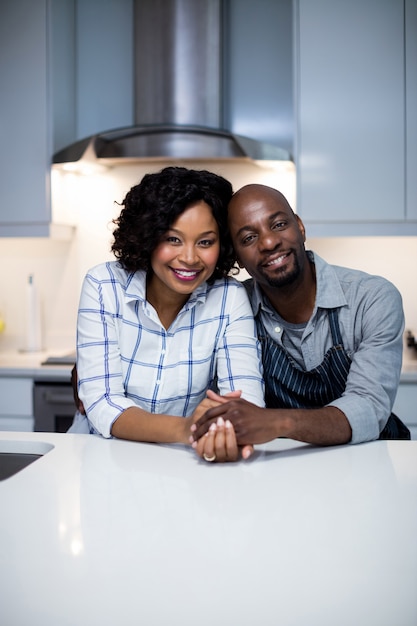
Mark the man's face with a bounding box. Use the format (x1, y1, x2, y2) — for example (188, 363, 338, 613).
(228, 187, 307, 290)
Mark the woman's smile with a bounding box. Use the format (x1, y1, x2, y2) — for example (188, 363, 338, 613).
(170, 267, 203, 281)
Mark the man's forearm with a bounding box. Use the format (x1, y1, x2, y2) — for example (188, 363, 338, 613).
(191, 400, 352, 447)
(272, 405, 352, 446)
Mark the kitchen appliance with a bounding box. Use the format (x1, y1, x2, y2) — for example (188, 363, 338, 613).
(53, 0, 293, 169)
(406, 330, 417, 352)
(33, 381, 75, 433)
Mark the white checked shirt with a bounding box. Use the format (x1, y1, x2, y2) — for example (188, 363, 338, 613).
(76, 261, 265, 437)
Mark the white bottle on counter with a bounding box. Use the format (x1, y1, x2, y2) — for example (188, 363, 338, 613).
(24, 274, 43, 352)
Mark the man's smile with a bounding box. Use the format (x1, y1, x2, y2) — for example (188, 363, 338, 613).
(262, 252, 291, 268)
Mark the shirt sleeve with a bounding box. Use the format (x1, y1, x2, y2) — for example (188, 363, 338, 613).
(328, 278, 404, 444)
(76, 266, 136, 438)
(215, 282, 265, 407)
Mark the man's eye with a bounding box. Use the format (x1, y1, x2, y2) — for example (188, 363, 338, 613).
(242, 234, 256, 245)
(272, 221, 286, 230)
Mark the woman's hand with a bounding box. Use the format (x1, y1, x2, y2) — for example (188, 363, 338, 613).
(190, 390, 255, 462)
(193, 416, 239, 462)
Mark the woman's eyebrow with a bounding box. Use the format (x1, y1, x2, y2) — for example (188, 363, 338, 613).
(168, 228, 218, 236)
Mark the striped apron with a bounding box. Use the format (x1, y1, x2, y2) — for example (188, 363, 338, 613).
(257, 308, 410, 440)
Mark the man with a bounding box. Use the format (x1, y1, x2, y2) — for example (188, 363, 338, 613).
(191, 184, 410, 456)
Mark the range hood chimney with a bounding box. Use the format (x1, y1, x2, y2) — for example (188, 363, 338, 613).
(53, 0, 292, 169)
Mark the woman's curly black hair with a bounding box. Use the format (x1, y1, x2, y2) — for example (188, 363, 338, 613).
(111, 166, 237, 282)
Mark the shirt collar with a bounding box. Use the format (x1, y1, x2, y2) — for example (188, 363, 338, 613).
(124, 270, 147, 303)
(311, 251, 347, 309)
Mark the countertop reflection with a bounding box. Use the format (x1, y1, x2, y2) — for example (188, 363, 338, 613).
(0, 431, 416, 626)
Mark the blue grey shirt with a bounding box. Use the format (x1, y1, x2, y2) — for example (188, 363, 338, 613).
(245, 251, 404, 444)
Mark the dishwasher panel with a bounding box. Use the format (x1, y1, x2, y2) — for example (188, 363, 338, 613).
(33, 382, 75, 432)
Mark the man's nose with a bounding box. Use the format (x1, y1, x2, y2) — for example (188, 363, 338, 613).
(259, 231, 279, 251)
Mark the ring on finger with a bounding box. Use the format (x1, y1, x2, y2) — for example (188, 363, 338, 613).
(203, 453, 216, 462)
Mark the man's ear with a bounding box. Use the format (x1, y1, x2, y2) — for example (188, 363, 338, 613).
(296, 215, 306, 242)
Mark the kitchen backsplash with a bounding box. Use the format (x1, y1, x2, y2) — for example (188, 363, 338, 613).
(1, 233, 416, 361)
(0, 162, 416, 363)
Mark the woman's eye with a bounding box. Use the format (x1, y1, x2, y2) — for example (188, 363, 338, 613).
(167, 236, 181, 244)
(199, 239, 215, 247)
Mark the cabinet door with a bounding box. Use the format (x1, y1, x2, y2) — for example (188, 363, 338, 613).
(295, 0, 408, 235)
(393, 383, 417, 440)
(0, 0, 51, 236)
(406, 0, 417, 221)
(224, 0, 294, 155)
(0, 378, 34, 432)
(393, 383, 417, 439)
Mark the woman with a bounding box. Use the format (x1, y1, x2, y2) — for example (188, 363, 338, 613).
(71, 167, 264, 461)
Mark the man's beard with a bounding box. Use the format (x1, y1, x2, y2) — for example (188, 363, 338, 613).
(259, 255, 301, 289)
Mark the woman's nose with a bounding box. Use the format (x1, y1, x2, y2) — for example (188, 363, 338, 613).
(179, 245, 198, 264)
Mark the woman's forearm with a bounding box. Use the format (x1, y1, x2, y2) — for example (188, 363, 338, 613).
(111, 406, 189, 444)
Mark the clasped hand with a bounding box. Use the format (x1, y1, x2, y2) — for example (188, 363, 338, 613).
(189, 390, 254, 462)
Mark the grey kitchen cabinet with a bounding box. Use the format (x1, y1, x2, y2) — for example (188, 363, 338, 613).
(406, 0, 417, 222)
(224, 0, 294, 156)
(393, 382, 417, 440)
(0, 0, 51, 236)
(0, 0, 74, 238)
(295, 0, 416, 236)
(0, 377, 34, 432)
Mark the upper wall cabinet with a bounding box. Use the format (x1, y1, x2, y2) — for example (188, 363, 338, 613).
(0, 0, 51, 236)
(0, 0, 74, 238)
(295, 0, 416, 236)
(224, 0, 294, 156)
(406, 0, 417, 222)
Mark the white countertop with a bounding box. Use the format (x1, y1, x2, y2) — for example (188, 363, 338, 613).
(1, 432, 416, 626)
(0, 350, 73, 380)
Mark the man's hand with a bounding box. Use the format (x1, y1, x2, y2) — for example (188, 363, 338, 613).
(191, 395, 278, 447)
(189, 389, 241, 424)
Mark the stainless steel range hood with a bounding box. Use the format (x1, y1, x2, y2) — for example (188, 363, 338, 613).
(53, 0, 292, 169)
(52, 123, 291, 165)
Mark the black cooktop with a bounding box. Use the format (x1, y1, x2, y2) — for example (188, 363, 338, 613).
(41, 351, 76, 366)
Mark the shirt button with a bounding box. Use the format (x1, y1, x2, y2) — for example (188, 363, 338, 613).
(274, 326, 281, 333)
(156, 379, 161, 385)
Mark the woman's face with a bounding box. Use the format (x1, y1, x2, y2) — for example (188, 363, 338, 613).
(149, 200, 220, 300)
